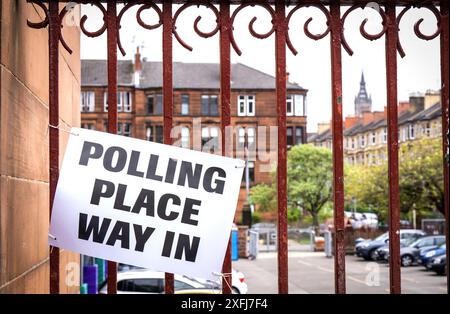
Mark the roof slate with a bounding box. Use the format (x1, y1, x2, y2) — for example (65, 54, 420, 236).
(82, 60, 305, 90)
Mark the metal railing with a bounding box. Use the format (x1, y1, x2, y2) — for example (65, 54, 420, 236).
(27, 0, 449, 295)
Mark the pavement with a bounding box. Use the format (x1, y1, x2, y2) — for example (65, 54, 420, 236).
(233, 251, 447, 294)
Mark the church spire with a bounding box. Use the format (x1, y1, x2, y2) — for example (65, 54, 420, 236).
(354, 71, 372, 117)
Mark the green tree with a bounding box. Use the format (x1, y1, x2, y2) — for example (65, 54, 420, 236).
(250, 144, 333, 229)
(399, 138, 444, 216)
(287, 145, 333, 228)
(344, 138, 444, 223)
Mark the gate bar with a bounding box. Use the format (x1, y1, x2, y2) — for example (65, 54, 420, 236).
(275, 0, 288, 294)
(385, 3, 401, 294)
(48, 0, 60, 294)
(163, 1, 175, 294)
(330, 1, 346, 294)
(106, 0, 118, 294)
(220, 0, 232, 295)
(439, 0, 450, 294)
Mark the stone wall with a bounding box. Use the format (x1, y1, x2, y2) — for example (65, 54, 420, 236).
(1, 2, 80, 293)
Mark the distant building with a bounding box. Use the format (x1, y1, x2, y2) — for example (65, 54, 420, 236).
(309, 88, 442, 166)
(81, 48, 308, 221)
(354, 72, 372, 117)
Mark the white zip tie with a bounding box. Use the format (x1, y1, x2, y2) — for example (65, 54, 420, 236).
(212, 272, 233, 293)
(47, 124, 79, 136)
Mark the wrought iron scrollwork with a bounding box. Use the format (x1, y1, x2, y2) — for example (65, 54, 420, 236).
(27, 0, 49, 29)
(172, 1, 220, 51)
(285, 3, 331, 56)
(27, 0, 75, 54)
(79, 1, 107, 38)
(397, 4, 441, 58)
(341, 3, 387, 56)
(26, 0, 444, 59)
(117, 1, 162, 56)
(229, 2, 276, 56)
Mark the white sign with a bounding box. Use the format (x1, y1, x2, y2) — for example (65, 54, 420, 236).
(49, 128, 244, 280)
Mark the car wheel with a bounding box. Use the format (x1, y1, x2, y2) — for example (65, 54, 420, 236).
(369, 249, 378, 261)
(401, 255, 413, 267)
(232, 287, 240, 294)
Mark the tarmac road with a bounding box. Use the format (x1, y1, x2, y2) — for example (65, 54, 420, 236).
(233, 252, 447, 294)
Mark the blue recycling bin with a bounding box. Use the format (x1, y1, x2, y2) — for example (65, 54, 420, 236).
(231, 229, 239, 261)
(83, 264, 98, 294)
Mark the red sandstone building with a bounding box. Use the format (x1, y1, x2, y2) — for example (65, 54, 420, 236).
(81, 50, 308, 221)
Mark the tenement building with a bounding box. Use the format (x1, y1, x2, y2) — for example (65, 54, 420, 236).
(81, 48, 308, 221)
(309, 76, 441, 166)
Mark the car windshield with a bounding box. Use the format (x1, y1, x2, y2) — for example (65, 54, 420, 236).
(374, 233, 388, 242)
(407, 238, 421, 247)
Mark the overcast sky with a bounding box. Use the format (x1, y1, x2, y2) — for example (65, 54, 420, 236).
(79, 4, 441, 133)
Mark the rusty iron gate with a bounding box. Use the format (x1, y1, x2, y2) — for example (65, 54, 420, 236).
(26, 0, 449, 295)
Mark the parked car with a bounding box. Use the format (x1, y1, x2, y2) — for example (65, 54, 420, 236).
(400, 236, 445, 267)
(99, 270, 221, 294)
(355, 230, 425, 261)
(420, 243, 446, 270)
(194, 268, 248, 294)
(429, 254, 446, 275)
(375, 235, 445, 266)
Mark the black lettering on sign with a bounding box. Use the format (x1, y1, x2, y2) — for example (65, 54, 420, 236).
(127, 150, 145, 178)
(78, 213, 111, 243)
(177, 161, 202, 189)
(146, 154, 163, 181)
(79, 141, 103, 166)
(175, 233, 200, 262)
(157, 194, 180, 221)
(181, 198, 201, 226)
(114, 184, 131, 212)
(133, 225, 155, 252)
(103, 146, 127, 172)
(106, 220, 130, 249)
(161, 231, 175, 258)
(164, 158, 178, 184)
(203, 167, 226, 194)
(131, 188, 155, 216)
(90, 179, 115, 205)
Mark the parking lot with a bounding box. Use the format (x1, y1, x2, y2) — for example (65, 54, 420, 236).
(233, 252, 447, 294)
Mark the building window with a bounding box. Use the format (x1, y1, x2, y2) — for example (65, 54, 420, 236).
(351, 138, 355, 149)
(147, 94, 163, 115)
(122, 92, 132, 112)
(181, 94, 189, 115)
(116, 123, 131, 137)
(371, 132, 376, 145)
(287, 126, 303, 147)
(237, 95, 255, 116)
(295, 127, 304, 145)
(408, 124, 415, 139)
(146, 125, 163, 143)
(104, 92, 132, 112)
(81, 123, 95, 130)
(181, 126, 190, 148)
(242, 161, 255, 183)
(287, 127, 294, 146)
(425, 122, 431, 136)
(383, 128, 387, 143)
(400, 127, 408, 142)
(360, 135, 365, 147)
(237, 127, 256, 150)
(201, 126, 219, 151)
(286, 94, 306, 116)
(201, 95, 218, 116)
(81, 91, 95, 112)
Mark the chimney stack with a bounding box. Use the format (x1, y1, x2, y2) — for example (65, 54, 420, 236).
(134, 46, 141, 87)
(135, 46, 142, 72)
